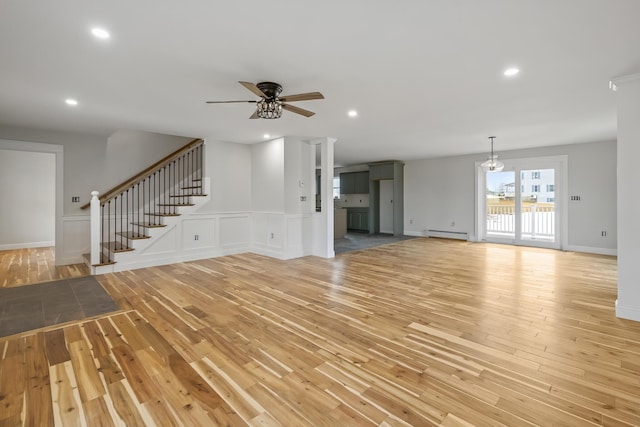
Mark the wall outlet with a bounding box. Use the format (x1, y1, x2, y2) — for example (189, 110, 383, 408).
(270, 233, 274, 239)
(601, 231, 607, 237)
(409, 219, 413, 224)
(451, 221, 455, 227)
(71, 196, 80, 203)
(194, 235, 199, 240)
(571, 195, 581, 201)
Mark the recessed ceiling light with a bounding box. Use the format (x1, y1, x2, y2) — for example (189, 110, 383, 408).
(263, 134, 271, 139)
(91, 27, 110, 40)
(504, 67, 520, 77)
(348, 110, 358, 117)
(65, 99, 78, 106)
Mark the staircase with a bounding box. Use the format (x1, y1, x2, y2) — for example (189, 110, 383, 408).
(82, 139, 207, 274)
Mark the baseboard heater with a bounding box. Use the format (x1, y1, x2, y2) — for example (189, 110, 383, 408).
(427, 229, 468, 240)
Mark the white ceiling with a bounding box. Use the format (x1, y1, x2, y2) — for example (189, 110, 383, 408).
(1, 1, 639, 166)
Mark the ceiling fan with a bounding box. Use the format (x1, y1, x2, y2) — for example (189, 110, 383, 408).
(206, 81, 324, 119)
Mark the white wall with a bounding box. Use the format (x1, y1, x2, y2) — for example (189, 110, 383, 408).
(404, 140, 617, 253)
(198, 140, 252, 213)
(284, 138, 314, 214)
(0, 149, 55, 249)
(614, 73, 640, 322)
(251, 138, 285, 212)
(103, 130, 192, 191)
(251, 137, 322, 259)
(405, 154, 475, 237)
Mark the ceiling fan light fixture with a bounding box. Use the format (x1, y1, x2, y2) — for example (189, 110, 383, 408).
(481, 136, 504, 172)
(256, 99, 283, 119)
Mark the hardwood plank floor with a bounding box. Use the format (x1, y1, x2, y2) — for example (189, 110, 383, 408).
(1, 238, 639, 426)
(0, 247, 88, 288)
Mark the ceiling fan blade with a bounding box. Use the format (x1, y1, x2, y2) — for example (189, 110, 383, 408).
(205, 100, 256, 104)
(278, 92, 324, 102)
(249, 111, 259, 119)
(239, 81, 267, 98)
(282, 103, 315, 117)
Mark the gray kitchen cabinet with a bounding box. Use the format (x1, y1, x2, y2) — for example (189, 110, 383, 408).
(340, 171, 369, 194)
(340, 172, 356, 194)
(354, 171, 369, 193)
(369, 163, 394, 180)
(347, 207, 369, 231)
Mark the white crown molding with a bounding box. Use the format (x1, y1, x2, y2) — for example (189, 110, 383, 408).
(610, 73, 640, 91)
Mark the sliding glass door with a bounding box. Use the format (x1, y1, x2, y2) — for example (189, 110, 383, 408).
(520, 169, 555, 243)
(478, 157, 565, 249)
(485, 171, 516, 240)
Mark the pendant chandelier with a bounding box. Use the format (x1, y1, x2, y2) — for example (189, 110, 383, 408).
(480, 136, 504, 172)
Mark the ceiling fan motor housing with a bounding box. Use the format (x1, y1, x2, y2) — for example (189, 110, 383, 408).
(256, 82, 283, 100)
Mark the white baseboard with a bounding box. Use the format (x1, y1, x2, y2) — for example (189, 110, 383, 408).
(57, 255, 86, 265)
(616, 299, 640, 322)
(110, 246, 249, 273)
(0, 241, 55, 251)
(250, 245, 286, 260)
(564, 245, 617, 256)
(427, 230, 469, 240)
(404, 230, 426, 237)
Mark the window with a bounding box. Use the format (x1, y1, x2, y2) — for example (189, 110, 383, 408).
(531, 171, 541, 179)
(521, 172, 524, 180)
(547, 184, 555, 192)
(532, 184, 540, 192)
(521, 185, 524, 193)
(547, 197, 555, 202)
(333, 177, 340, 199)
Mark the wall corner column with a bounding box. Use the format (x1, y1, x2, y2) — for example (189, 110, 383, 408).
(317, 137, 336, 258)
(612, 73, 640, 322)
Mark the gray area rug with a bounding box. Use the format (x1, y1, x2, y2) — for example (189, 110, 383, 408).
(0, 276, 119, 337)
(335, 232, 417, 255)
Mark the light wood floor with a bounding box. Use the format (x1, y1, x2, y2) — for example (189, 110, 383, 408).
(0, 247, 88, 287)
(1, 238, 639, 426)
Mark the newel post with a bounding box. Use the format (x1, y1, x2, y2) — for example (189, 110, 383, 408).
(90, 191, 100, 266)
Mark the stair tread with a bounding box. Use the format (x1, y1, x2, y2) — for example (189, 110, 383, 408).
(144, 212, 181, 217)
(181, 186, 202, 189)
(103, 241, 134, 252)
(93, 260, 117, 267)
(157, 203, 194, 207)
(83, 253, 117, 267)
(116, 231, 150, 240)
(169, 194, 207, 198)
(131, 222, 167, 228)
(192, 178, 202, 182)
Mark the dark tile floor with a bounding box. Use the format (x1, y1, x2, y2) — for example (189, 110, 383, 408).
(334, 232, 417, 254)
(0, 276, 119, 337)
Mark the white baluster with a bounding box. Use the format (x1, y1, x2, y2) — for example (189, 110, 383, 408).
(90, 191, 100, 266)
(531, 205, 537, 238)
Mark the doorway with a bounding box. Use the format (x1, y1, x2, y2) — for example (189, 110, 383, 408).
(476, 156, 566, 249)
(0, 139, 63, 262)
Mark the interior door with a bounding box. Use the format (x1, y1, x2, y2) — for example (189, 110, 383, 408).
(379, 180, 394, 234)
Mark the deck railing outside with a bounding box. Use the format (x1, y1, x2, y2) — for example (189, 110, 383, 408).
(486, 204, 555, 239)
